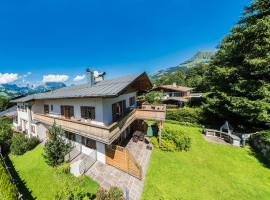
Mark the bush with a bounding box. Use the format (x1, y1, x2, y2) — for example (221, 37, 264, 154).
(258, 130, 270, 142)
(27, 136, 39, 150)
(0, 117, 13, 153)
(155, 126, 191, 152)
(10, 134, 29, 155)
(96, 187, 124, 200)
(0, 161, 16, 200)
(55, 174, 95, 200)
(145, 91, 164, 104)
(56, 163, 70, 174)
(150, 137, 159, 148)
(160, 139, 176, 152)
(10, 134, 39, 155)
(166, 107, 204, 125)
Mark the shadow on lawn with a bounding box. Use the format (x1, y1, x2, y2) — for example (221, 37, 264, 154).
(248, 147, 270, 169)
(5, 155, 36, 200)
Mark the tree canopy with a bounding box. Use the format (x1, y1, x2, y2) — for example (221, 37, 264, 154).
(205, 0, 270, 129)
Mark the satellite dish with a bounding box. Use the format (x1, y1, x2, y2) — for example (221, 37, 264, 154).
(94, 71, 99, 77)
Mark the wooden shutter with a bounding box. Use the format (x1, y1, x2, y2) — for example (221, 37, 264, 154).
(70, 106, 74, 118)
(81, 106, 86, 119)
(61, 106, 64, 116)
(91, 107, 95, 120)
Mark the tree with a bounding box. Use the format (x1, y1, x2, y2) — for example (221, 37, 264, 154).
(145, 91, 164, 104)
(206, 0, 270, 129)
(0, 96, 9, 112)
(0, 117, 13, 152)
(43, 123, 72, 167)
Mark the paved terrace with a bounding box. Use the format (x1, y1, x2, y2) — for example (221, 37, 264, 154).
(86, 138, 153, 200)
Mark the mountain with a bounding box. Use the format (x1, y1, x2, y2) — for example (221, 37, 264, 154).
(0, 82, 66, 98)
(152, 50, 216, 79)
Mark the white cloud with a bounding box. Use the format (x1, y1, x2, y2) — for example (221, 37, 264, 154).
(0, 73, 19, 84)
(73, 75, 85, 81)
(42, 75, 69, 83)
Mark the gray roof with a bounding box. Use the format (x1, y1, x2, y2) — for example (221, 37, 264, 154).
(0, 106, 17, 118)
(12, 72, 151, 103)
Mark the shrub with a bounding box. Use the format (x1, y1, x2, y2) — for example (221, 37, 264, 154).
(55, 174, 95, 200)
(160, 139, 176, 152)
(10, 134, 39, 155)
(0, 117, 13, 152)
(96, 187, 124, 200)
(166, 107, 204, 125)
(56, 163, 70, 174)
(0, 161, 16, 200)
(10, 134, 29, 155)
(258, 130, 270, 142)
(27, 136, 39, 150)
(145, 91, 164, 104)
(150, 137, 159, 148)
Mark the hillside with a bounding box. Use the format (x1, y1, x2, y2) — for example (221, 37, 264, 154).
(0, 82, 66, 98)
(152, 50, 215, 79)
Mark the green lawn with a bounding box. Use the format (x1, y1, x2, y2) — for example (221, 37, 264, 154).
(9, 145, 99, 200)
(142, 123, 270, 200)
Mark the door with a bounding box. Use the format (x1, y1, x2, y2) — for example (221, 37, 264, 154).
(61, 106, 74, 119)
(112, 100, 126, 122)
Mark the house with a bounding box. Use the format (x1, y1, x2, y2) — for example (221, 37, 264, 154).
(11, 70, 166, 178)
(152, 83, 193, 106)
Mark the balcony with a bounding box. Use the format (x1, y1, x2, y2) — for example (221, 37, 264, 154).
(32, 104, 166, 144)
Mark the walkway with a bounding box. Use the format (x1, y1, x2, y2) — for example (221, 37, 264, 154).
(86, 138, 153, 200)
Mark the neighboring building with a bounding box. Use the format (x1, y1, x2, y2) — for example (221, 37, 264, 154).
(11, 70, 166, 178)
(153, 83, 193, 106)
(0, 105, 17, 121)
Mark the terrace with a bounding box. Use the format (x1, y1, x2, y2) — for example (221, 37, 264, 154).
(32, 104, 166, 144)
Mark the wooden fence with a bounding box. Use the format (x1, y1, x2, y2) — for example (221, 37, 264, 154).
(105, 145, 142, 180)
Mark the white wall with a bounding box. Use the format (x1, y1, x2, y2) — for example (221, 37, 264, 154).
(31, 92, 137, 126)
(102, 92, 137, 125)
(96, 141, 105, 164)
(32, 98, 105, 125)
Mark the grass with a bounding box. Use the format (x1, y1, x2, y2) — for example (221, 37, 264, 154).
(142, 123, 270, 200)
(9, 145, 99, 200)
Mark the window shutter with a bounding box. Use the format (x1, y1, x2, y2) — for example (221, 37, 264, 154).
(91, 107, 95, 120)
(61, 106, 64, 116)
(70, 106, 74, 117)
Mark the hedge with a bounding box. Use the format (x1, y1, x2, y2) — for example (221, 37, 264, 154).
(0, 161, 16, 200)
(166, 107, 204, 125)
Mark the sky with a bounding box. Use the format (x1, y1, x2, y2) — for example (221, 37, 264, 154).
(0, 0, 249, 86)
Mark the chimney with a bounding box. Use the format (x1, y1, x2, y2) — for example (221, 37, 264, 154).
(173, 82, 177, 87)
(86, 68, 95, 86)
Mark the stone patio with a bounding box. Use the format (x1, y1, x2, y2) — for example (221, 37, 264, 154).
(86, 138, 153, 200)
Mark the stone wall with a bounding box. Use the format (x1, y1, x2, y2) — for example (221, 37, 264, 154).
(250, 134, 270, 162)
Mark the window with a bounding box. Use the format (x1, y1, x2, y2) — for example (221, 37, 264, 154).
(50, 105, 53, 111)
(31, 125, 36, 133)
(129, 96, 135, 106)
(81, 136, 96, 149)
(44, 104, 49, 114)
(80, 106, 95, 120)
(65, 131, 76, 141)
(60, 105, 74, 119)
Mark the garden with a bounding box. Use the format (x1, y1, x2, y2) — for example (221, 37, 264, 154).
(142, 123, 270, 200)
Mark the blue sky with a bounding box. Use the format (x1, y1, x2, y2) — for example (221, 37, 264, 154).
(0, 0, 249, 86)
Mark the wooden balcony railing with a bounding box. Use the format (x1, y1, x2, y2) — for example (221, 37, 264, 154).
(33, 104, 166, 144)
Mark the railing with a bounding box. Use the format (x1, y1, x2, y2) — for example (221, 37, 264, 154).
(204, 128, 241, 146)
(33, 105, 166, 144)
(64, 144, 82, 162)
(79, 150, 97, 174)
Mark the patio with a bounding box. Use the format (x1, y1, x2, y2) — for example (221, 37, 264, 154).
(86, 138, 153, 200)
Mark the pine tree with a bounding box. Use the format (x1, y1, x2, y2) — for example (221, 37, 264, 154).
(206, 0, 270, 129)
(43, 123, 72, 167)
